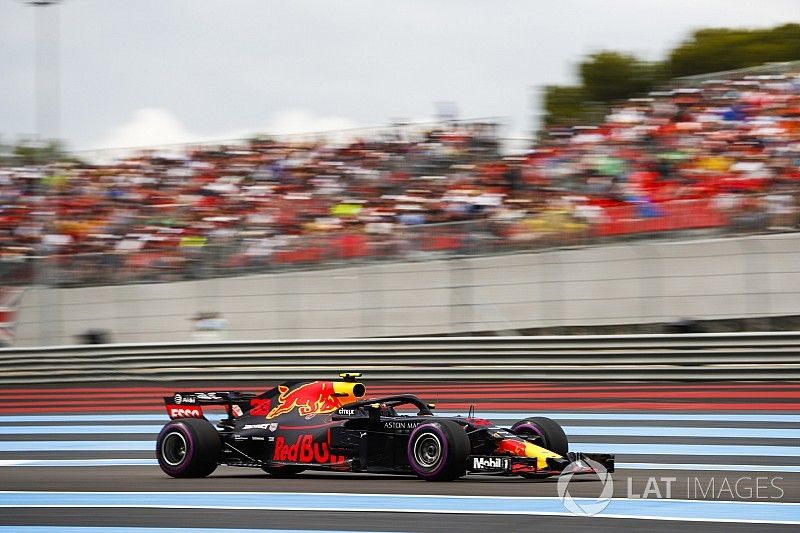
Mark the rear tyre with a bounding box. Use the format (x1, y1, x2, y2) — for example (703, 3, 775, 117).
(511, 416, 568, 479)
(407, 419, 470, 481)
(156, 418, 221, 478)
(262, 466, 305, 478)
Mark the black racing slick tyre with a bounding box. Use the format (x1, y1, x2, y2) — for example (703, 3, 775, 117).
(156, 418, 221, 478)
(511, 416, 568, 455)
(262, 466, 305, 478)
(511, 416, 568, 480)
(407, 419, 470, 481)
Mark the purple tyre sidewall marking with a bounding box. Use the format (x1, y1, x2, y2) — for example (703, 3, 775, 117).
(156, 422, 195, 475)
(513, 422, 546, 446)
(407, 423, 449, 478)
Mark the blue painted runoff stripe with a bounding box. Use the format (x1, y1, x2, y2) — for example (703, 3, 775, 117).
(0, 425, 163, 435)
(0, 415, 169, 423)
(443, 412, 800, 423)
(563, 426, 800, 439)
(0, 415, 207, 423)
(617, 463, 800, 473)
(572, 443, 800, 457)
(4, 412, 800, 424)
(3, 458, 800, 473)
(0, 491, 799, 524)
(1, 424, 798, 439)
(2, 440, 800, 456)
(0, 459, 158, 467)
(0, 441, 155, 452)
(0, 528, 374, 533)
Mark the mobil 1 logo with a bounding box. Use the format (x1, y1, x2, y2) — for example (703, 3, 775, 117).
(471, 456, 510, 472)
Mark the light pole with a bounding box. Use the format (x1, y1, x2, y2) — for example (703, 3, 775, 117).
(27, 0, 61, 144)
(24, 1, 62, 347)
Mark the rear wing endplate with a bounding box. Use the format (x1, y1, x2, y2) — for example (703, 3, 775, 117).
(163, 391, 256, 420)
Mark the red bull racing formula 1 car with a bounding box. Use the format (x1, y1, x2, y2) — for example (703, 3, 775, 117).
(156, 374, 614, 481)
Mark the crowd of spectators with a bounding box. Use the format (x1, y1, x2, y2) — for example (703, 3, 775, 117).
(1, 70, 800, 286)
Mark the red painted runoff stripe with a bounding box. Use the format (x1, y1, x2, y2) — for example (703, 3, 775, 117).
(391, 383, 796, 390)
(431, 401, 800, 411)
(3, 389, 800, 402)
(368, 383, 800, 390)
(1, 385, 797, 398)
(371, 382, 800, 388)
(1, 401, 799, 413)
(5, 382, 800, 395)
(0, 390, 183, 398)
(390, 390, 800, 399)
(2, 382, 800, 398)
(0, 387, 257, 396)
(1, 382, 799, 413)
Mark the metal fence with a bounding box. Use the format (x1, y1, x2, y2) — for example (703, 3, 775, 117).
(7, 229, 800, 347)
(2, 191, 798, 289)
(1, 333, 798, 383)
(674, 60, 800, 85)
(65, 117, 506, 164)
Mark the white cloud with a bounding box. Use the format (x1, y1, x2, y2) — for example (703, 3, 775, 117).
(91, 108, 201, 150)
(259, 109, 360, 137)
(4, 0, 800, 150)
(84, 107, 361, 154)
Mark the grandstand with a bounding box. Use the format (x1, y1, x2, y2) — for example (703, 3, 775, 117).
(1, 66, 800, 288)
(3, 70, 800, 290)
(2, 63, 800, 344)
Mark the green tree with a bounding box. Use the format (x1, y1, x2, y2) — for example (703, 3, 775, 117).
(541, 53, 663, 128)
(579, 51, 662, 103)
(536, 23, 800, 134)
(9, 139, 82, 165)
(666, 24, 800, 78)
(541, 85, 589, 127)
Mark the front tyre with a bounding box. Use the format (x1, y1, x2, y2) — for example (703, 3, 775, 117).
(156, 418, 221, 478)
(511, 416, 568, 455)
(511, 416, 568, 479)
(407, 419, 470, 481)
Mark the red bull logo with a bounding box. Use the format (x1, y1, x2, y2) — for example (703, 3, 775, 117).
(496, 437, 562, 470)
(250, 381, 365, 419)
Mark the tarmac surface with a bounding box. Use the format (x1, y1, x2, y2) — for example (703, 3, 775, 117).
(1, 380, 799, 532)
(2, 465, 799, 501)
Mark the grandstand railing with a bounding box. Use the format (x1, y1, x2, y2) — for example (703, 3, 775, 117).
(0, 332, 798, 383)
(3, 191, 797, 288)
(674, 60, 800, 85)
(66, 116, 507, 164)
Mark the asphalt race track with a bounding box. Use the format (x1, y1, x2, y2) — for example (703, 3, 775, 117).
(1, 381, 799, 532)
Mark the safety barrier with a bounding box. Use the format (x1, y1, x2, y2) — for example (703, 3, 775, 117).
(0, 332, 799, 384)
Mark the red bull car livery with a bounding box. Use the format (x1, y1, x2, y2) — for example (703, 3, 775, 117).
(156, 374, 615, 481)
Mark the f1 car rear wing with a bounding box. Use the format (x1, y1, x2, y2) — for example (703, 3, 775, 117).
(163, 391, 256, 420)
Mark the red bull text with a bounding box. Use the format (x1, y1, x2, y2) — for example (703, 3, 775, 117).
(273, 435, 346, 464)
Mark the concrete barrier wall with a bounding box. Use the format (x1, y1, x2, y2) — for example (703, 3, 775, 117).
(13, 233, 800, 346)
